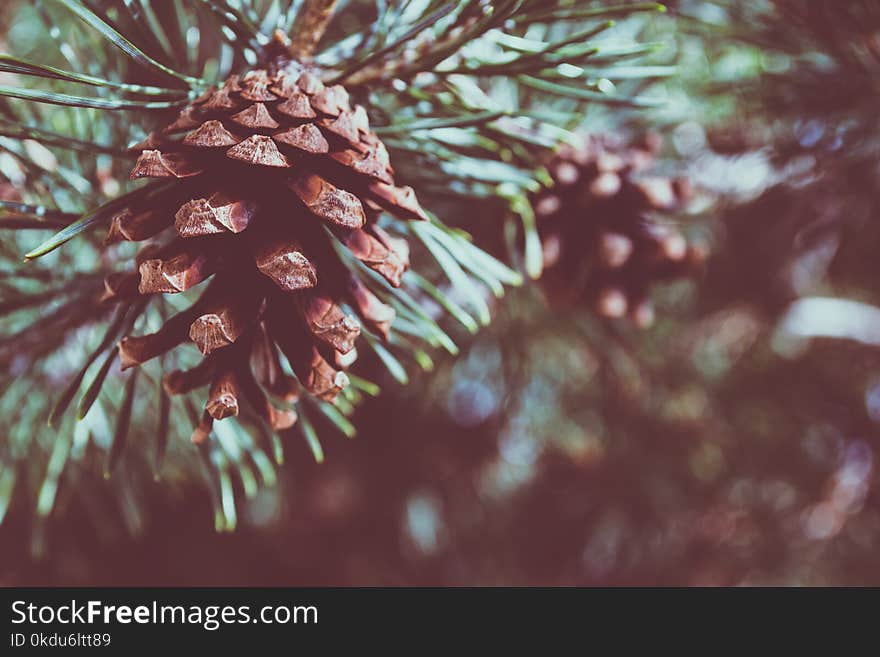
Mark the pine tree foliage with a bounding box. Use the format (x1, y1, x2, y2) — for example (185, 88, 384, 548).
(388, 0, 880, 583)
(0, 0, 670, 534)
(669, 0, 880, 311)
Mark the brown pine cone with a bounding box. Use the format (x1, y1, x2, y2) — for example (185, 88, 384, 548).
(106, 61, 428, 442)
(531, 134, 706, 328)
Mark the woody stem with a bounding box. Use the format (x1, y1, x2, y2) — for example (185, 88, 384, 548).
(288, 0, 339, 60)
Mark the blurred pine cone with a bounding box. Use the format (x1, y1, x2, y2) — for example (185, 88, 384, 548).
(531, 134, 706, 327)
(110, 53, 427, 442)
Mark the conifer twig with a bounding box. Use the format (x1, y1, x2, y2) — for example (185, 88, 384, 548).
(288, 0, 339, 60)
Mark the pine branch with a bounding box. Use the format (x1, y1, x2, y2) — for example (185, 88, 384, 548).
(0, 0, 679, 536)
(288, 0, 339, 60)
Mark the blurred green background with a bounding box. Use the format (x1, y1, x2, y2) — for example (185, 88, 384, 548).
(2, 0, 880, 586)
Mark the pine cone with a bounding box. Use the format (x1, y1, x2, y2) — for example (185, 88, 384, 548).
(531, 134, 706, 327)
(109, 61, 427, 442)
